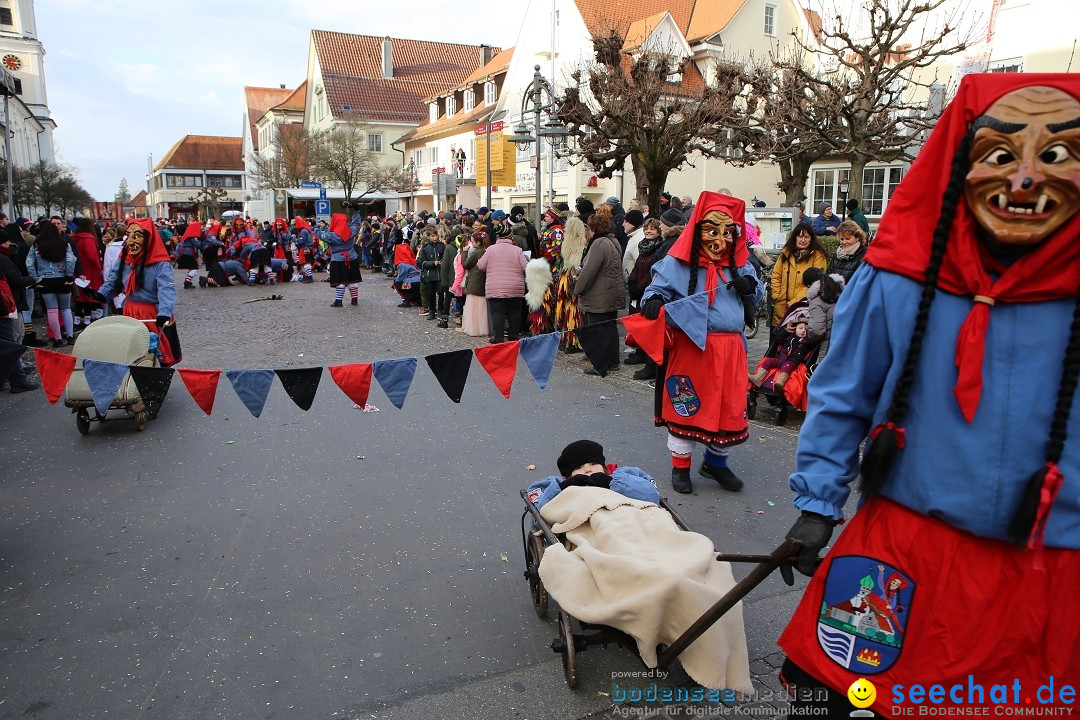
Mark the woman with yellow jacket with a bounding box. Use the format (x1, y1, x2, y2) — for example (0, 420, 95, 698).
(770, 222, 828, 327)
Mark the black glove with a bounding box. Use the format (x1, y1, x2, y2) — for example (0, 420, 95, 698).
(727, 274, 758, 296)
(155, 315, 170, 328)
(641, 296, 665, 320)
(88, 290, 107, 304)
(785, 511, 835, 577)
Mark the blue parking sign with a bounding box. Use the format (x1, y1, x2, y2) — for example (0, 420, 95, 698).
(315, 200, 330, 215)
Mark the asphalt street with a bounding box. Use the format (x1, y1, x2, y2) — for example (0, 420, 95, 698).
(0, 271, 815, 720)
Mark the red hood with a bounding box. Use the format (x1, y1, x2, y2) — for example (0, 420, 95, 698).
(180, 222, 203, 241)
(124, 219, 172, 265)
(666, 191, 749, 268)
(329, 213, 351, 241)
(293, 217, 313, 233)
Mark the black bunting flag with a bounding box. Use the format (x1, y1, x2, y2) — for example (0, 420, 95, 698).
(127, 365, 175, 420)
(424, 349, 472, 403)
(275, 367, 324, 411)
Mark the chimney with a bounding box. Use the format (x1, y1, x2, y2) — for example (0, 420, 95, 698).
(382, 37, 393, 79)
(481, 43, 492, 65)
(280, 83, 286, 89)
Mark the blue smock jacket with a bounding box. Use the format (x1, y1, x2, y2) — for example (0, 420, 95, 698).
(99, 261, 176, 317)
(527, 466, 661, 511)
(316, 231, 356, 262)
(790, 265, 1080, 548)
(642, 256, 763, 335)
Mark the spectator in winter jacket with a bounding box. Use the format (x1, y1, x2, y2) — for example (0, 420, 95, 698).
(810, 202, 839, 236)
(477, 224, 528, 342)
(603, 196, 628, 251)
(803, 269, 845, 360)
(437, 226, 462, 327)
(574, 213, 628, 375)
(770, 222, 828, 327)
(620, 209, 645, 281)
(845, 198, 871, 234)
(416, 226, 444, 320)
(826, 220, 868, 284)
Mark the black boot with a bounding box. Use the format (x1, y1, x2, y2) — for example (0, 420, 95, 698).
(700, 462, 744, 492)
(633, 360, 656, 381)
(22, 328, 46, 347)
(625, 348, 648, 365)
(671, 467, 693, 494)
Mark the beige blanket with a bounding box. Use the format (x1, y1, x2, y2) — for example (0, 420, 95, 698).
(538, 486, 752, 693)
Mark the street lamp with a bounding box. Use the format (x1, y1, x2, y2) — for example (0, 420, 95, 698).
(838, 178, 850, 221)
(0, 67, 17, 221)
(508, 65, 568, 230)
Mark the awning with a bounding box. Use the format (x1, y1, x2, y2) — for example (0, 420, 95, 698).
(285, 188, 399, 201)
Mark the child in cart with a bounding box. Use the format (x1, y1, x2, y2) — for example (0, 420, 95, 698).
(749, 313, 816, 392)
(526, 440, 659, 511)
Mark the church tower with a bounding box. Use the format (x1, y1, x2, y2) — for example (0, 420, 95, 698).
(0, 0, 56, 166)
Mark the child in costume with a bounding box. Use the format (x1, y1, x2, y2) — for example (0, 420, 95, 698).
(526, 439, 659, 511)
(292, 217, 315, 283)
(780, 75, 1080, 714)
(639, 192, 762, 494)
(317, 213, 361, 307)
(749, 313, 814, 391)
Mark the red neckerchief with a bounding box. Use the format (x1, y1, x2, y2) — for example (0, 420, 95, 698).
(866, 74, 1080, 422)
(665, 191, 748, 304)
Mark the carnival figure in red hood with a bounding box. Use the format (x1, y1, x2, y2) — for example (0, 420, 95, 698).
(778, 74, 1080, 715)
(634, 191, 762, 494)
(291, 216, 316, 282)
(97, 218, 181, 365)
(318, 212, 362, 307)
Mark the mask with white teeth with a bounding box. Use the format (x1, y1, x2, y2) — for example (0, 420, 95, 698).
(965, 85, 1080, 245)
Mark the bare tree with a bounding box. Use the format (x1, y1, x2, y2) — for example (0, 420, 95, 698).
(187, 186, 228, 223)
(557, 31, 746, 217)
(27, 161, 70, 215)
(247, 123, 313, 192)
(56, 176, 93, 219)
(308, 121, 398, 207)
(783, 0, 980, 200)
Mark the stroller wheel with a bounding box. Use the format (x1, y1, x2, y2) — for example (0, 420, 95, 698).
(746, 392, 757, 420)
(526, 531, 549, 619)
(556, 610, 578, 688)
(775, 406, 789, 426)
(76, 409, 90, 435)
(135, 411, 148, 431)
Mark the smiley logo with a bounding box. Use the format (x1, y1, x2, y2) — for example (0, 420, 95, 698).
(847, 678, 877, 709)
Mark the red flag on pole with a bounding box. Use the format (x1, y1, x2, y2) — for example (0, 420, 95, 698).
(177, 368, 221, 415)
(33, 348, 76, 405)
(473, 341, 519, 398)
(328, 363, 373, 407)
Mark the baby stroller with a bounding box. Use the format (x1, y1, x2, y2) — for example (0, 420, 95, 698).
(64, 316, 159, 434)
(747, 322, 820, 427)
(520, 489, 800, 688)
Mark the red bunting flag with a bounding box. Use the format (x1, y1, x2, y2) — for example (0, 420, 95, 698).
(473, 341, 519, 398)
(328, 363, 373, 407)
(620, 310, 667, 365)
(33, 348, 77, 405)
(177, 368, 221, 415)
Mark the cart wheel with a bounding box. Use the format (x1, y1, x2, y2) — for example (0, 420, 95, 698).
(135, 411, 148, 431)
(775, 406, 789, 426)
(746, 394, 757, 420)
(526, 531, 549, 619)
(558, 610, 578, 688)
(76, 409, 90, 435)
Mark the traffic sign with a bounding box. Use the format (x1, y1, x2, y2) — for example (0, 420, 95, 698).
(300, 181, 323, 189)
(315, 200, 330, 216)
(319, 188, 327, 201)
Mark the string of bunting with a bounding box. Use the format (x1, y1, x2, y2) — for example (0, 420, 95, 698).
(4, 289, 717, 419)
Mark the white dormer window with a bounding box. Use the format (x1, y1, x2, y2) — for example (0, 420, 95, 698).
(463, 89, 475, 112)
(764, 4, 776, 36)
(430, 102, 438, 123)
(484, 81, 497, 106)
(447, 96, 456, 116)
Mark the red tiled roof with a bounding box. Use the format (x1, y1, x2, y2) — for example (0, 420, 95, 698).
(803, 8, 823, 41)
(129, 190, 148, 208)
(155, 136, 244, 172)
(573, 0, 747, 44)
(397, 102, 494, 144)
(460, 47, 514, 88)
(312, 31, 498, 120)
(272, 81, 307, 113)
(244, 86, 293, 149)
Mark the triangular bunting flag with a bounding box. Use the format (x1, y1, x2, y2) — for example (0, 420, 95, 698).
(425, 349, 472, 403)
(33, 347, 76, 404)
(328, 363, 373, 407)
(474, 341, 519, 398)
(665, 294, 710, 350)
(0, 339, 27, 387)
(127, 365, 175, 420)
(82, 359, 129, 416)
(575, 323, 611, 376)
(177, 368, 221, 415)
(372, 357, 417, 409)
(620, 311, 667, 366)
(225, 369, 275, 418)
(275, 367, 323, 411)
(519, 332, 560, 390)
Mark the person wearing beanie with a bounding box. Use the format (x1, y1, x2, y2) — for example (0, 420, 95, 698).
(575, 197, 595, 226)
(660, 208, 685, 228)
(810, 202, 838, 236)
(524, 439, 659, 511)
(638, 192, 763, 495)
(621, 209, 646, 287)
(844, 197, 870, 234)
(778, 76, 1080, 716)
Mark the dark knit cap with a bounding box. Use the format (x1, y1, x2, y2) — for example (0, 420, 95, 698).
(557, 440, 606, 477)
(624, 209, 644, 228)
(660, 208, 684, 227)
(555, 202, 570, 212)
(576, 197, 594, 214)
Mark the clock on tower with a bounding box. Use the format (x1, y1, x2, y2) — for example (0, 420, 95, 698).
(1, 54, 21, 71)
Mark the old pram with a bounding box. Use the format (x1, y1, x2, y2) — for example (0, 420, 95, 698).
(63, 315, 160, 434)
(520, 488, 799, 688)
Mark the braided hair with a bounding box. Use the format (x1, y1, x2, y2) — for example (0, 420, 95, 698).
(859, 126, 975, 493)
(686, 226, 702, 297)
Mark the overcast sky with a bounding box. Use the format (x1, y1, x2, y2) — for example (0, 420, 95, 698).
(37, 0, 523, 200)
